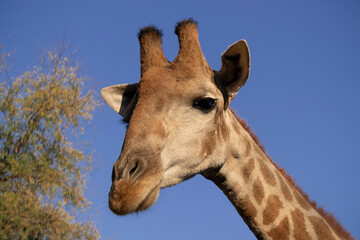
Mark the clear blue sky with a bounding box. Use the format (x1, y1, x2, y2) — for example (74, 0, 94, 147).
(1, 1, 359, 239)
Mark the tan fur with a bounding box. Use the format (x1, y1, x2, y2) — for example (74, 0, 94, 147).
(200, 129, 217, 158)
(294, 189, 312, 211)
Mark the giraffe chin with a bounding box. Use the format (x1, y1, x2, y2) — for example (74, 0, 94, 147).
(108, 178, 161, 215)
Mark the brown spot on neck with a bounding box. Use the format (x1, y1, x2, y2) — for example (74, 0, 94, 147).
(237, 194, 265, 240)
(276, 171, 293, 201)
(253, 177, 264, 205)
(257, 158, 276, 186)
(267, 217, 290, 240)
(291, 208, 312, 240)
(241, 158, 255, 183)
(263, 194, 283, 225)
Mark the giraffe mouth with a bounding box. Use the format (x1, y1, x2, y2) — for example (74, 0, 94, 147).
(108, 175, 162, 215)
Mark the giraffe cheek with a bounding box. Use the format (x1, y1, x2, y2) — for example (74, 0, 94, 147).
(199, 129, 217, 159)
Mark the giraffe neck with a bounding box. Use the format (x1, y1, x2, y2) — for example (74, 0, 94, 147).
(203, 110, 349, 240)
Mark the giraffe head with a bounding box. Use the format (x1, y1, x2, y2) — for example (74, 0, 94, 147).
(101, 19, 250, 215)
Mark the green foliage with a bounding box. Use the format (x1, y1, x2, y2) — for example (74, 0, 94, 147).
(0, 43, 99, 239)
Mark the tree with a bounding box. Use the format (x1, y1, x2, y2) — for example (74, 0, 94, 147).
(0, 42, 99, 239)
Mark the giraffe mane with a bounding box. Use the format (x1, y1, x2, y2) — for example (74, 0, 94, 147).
(230, 108, 354, 240)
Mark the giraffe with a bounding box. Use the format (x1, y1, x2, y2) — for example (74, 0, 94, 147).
(101, 19, 353, 240)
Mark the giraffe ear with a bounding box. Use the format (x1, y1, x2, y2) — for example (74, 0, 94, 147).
(101, 83, 138, 121)
(218, 40, 250, 105)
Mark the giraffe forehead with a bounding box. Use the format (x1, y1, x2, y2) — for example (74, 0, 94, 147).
(139, 67, 218, 100)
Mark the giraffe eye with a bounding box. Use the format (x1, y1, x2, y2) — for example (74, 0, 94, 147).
(193, 98, 217, 113)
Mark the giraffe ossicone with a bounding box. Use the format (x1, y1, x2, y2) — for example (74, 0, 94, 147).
(101, 19, 353, 240)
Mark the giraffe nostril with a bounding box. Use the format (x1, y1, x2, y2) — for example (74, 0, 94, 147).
(111, 166, 116, 182)
(129, 162, 138, 176)
(124, 157, 147, 184)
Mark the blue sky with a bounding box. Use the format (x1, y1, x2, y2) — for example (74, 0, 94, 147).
(1, 0, 359, 239)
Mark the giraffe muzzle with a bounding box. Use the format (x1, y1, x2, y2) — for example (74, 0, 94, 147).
(108, 153, 163, 215)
